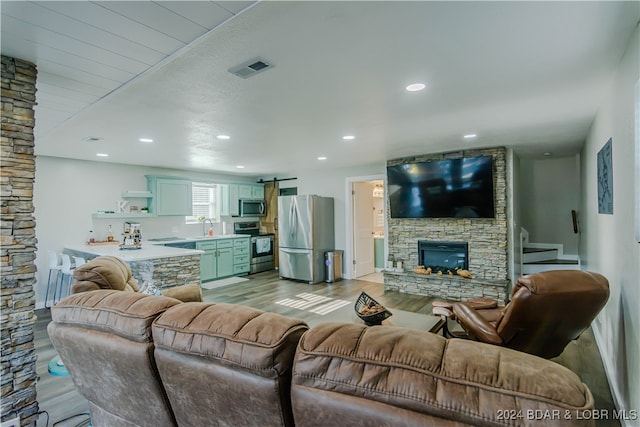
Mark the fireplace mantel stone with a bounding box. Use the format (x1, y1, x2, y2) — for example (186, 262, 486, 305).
(385, 147, 510, 301)
(384, 270, 509, 306)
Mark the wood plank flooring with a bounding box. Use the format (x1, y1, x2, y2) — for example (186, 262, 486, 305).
(34, 271, 618, 426)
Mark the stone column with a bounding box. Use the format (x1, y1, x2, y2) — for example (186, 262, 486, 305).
(1, 55, 39, 426)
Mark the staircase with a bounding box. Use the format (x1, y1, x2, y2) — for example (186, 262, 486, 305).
(521, 229, 580, 275)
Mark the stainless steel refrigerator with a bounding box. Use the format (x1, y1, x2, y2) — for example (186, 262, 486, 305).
(278, 195, 334, 284)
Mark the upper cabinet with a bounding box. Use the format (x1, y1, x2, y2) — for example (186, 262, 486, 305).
(146, 176, 193, 216)
(226, 183, 264, 216)
(238, 184, 264, 199)
(250, 185, 264, 199)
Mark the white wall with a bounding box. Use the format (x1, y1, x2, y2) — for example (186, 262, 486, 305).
(285, 162, 386, 277)
(34, 156, 258, 308)
(519, 155, 580, 254)
(581, 25, 639, 418)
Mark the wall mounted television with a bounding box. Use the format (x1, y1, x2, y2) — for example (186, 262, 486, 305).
(387, 156, 495, 218)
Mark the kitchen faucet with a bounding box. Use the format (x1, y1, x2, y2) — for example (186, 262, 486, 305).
(202, 218, 214, 237)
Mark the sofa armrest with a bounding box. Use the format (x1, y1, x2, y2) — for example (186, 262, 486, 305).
(452, 303, 503, 345)
(161, 284, 202, 302)
(70, 281, 101, 294)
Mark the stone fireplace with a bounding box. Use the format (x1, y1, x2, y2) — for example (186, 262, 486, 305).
(384, 147, 509, 304)
(418, 240, 468, 272)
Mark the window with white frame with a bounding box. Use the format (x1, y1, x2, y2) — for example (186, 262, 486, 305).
(186, 182, 220, 224)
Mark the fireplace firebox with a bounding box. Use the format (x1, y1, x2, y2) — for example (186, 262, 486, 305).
(418, 240, 468, 271)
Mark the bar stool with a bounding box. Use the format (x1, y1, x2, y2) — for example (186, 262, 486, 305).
(72, 256, 86, 268)
(55, 254, 75, 303)
(44, 252, 63, 309)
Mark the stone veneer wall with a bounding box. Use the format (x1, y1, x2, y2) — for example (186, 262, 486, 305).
(385, 147, 509, 303)
(129, 255, 200, 288)
(1, 56, 39, 425)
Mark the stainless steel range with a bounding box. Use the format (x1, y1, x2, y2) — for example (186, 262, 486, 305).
(234, 222, 275, 274)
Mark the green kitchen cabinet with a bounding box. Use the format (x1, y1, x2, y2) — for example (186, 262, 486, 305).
(218, 184, 230, 216)
(226, 183, 265, 217)
(227, 184, 240, 216)
(250, 185, 264, 199)
(233, 237, 250, 274)
(197, 238, 240, 282)
(216, 246, 235, 278)
(200, 249, 218, 282)
(146, 176, 192, 216)
(197, 240, 218, 282)
(238, 184, 253, 199)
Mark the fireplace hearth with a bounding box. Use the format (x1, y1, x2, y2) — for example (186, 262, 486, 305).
(418, 240, 468, 272)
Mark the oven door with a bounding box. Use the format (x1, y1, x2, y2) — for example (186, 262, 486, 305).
(251, 235, 274, 259)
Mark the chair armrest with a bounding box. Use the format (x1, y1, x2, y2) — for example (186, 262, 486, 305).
(453, 303, 503, 345)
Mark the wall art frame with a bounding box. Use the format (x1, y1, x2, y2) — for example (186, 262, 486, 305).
(597, 137, 613, 215)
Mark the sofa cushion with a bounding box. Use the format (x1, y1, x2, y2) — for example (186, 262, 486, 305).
(292, 323, 595, 426)
(52, 289, 181, 342)
(152, 302, 309, 427)
(152, 302, 308, 376)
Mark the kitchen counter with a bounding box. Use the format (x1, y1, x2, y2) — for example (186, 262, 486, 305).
(64, 243, 203, 262)
(146, 234, 251, 246)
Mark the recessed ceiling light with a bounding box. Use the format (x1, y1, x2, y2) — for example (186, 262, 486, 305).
(217, 135, 230, 140)
(342, 135, 355, 140)
(139, 138, 153, 143)
(406, 83, 426, 92)
(236, 165, 245, 169)
(96, 153, 109, 157)
(317, 156, 327, 160)
(463, 134, 477, 139)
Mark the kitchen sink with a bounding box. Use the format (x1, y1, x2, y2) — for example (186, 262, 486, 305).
(148, 237, 186, 242)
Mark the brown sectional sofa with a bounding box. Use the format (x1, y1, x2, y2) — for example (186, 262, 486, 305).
(49, 290, 597, 427)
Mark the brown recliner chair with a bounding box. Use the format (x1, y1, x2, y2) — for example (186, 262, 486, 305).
(452, 270, 609, 359)
(48, 290, 182, 426)
(71, 255, 202, 303)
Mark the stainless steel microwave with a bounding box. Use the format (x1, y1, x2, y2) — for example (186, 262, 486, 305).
(239, 199, 267, 217)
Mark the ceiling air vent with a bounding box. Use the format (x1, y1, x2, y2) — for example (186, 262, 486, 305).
(82, 136, 103, 142)
(228, 57, 273, 79)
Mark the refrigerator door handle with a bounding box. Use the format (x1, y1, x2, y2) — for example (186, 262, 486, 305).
(289, 200, 296, 239)
(280, 248, 309, 254)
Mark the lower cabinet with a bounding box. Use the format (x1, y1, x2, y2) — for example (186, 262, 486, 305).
(233, 238, 250, 274)
(198, 237, 250, 282)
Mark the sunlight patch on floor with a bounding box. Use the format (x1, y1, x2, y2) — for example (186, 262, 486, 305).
(275, 293, 350, 315)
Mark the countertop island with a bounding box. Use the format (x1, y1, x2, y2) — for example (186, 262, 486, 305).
(64, 234, 253, 289)
(64, 242, 204, 289)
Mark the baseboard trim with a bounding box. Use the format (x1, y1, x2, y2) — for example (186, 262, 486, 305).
(591, 324, 633, 426)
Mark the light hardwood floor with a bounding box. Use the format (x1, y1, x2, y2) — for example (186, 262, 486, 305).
(34, 271, 618, 426)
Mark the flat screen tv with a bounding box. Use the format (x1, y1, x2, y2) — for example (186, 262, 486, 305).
(387, 156, 495, 218)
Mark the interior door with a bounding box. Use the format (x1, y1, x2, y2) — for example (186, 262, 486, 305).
(353, 182, 375, 277)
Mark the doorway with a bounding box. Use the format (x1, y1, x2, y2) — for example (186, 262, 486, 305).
(345, 175, 386, 281)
